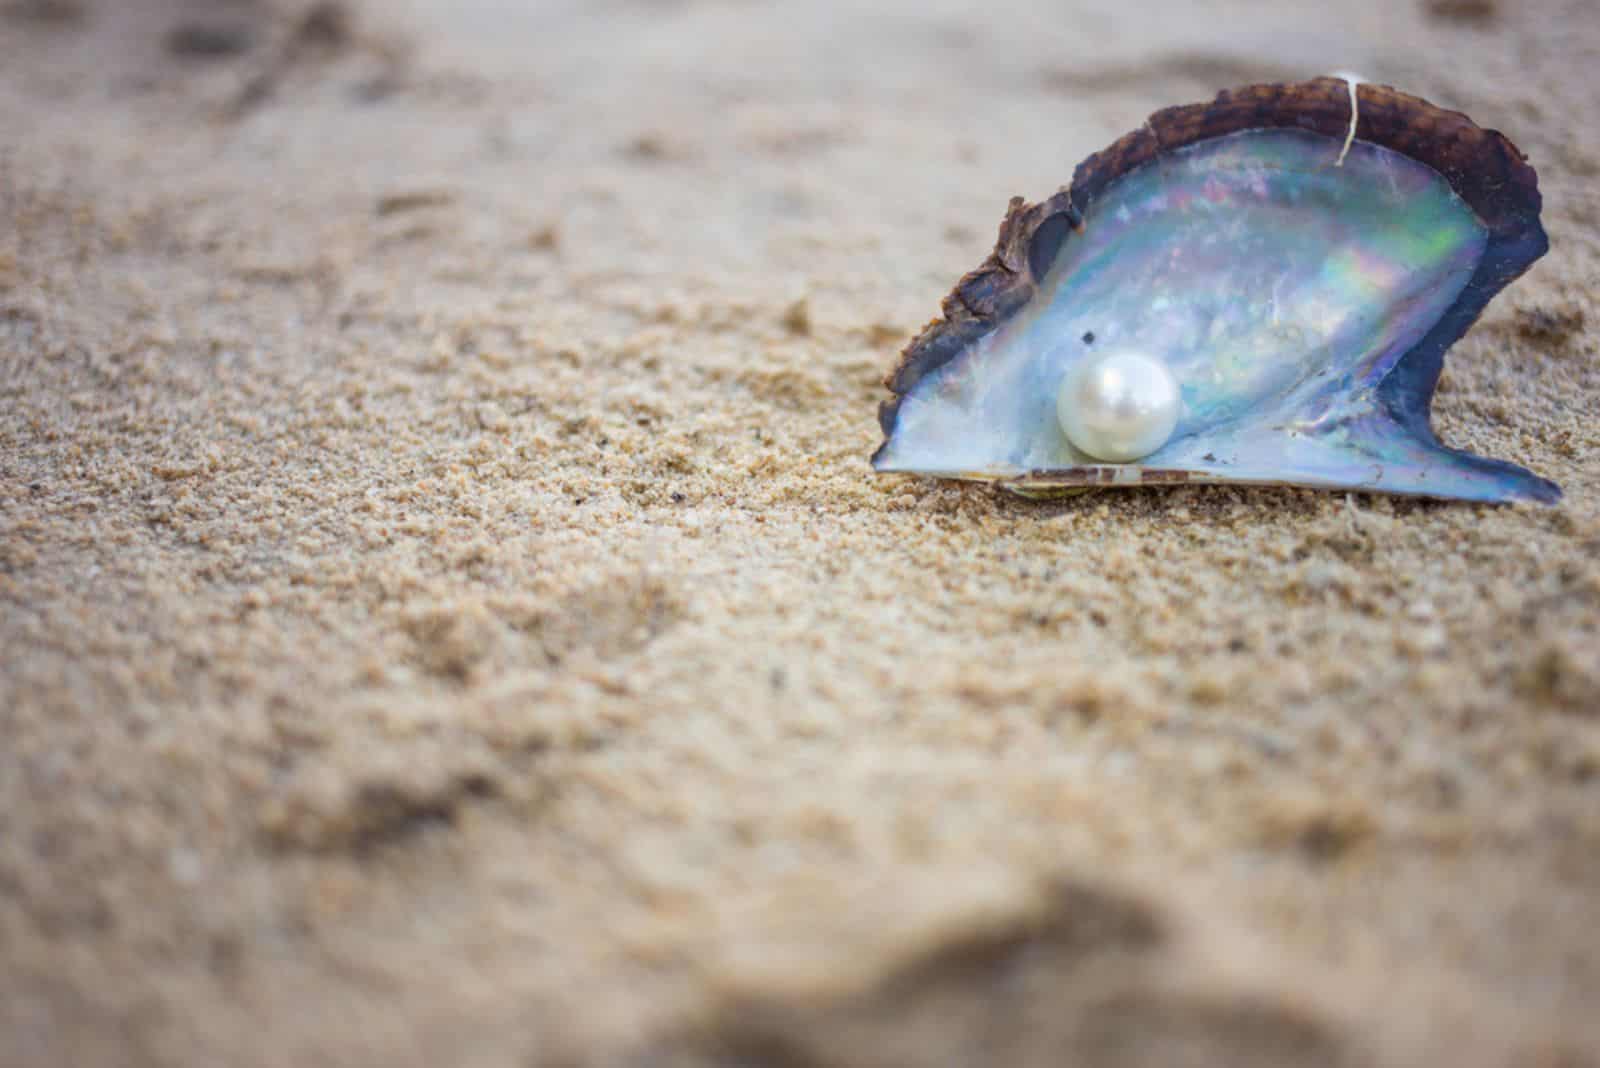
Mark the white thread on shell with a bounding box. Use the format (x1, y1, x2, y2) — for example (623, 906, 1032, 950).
(1332, 72, 1365, 167)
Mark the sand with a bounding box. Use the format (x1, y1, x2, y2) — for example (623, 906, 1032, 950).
(1, 0, 1598, 1064)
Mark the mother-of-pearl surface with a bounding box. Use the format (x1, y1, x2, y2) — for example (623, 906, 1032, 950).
(875, 129, 1487, 486)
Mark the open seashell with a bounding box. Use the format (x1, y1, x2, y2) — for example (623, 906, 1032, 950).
(872, 78, 1560, 504)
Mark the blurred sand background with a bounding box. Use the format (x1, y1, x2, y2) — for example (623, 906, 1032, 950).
(2, 0, 1598, 1064)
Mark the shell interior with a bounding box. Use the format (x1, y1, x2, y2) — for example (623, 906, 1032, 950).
(874, 103, 1558, 504)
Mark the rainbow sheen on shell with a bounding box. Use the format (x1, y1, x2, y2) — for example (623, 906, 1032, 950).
(872, 79, 1559, 504)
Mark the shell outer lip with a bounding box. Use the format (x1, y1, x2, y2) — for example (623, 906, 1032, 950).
(871, 77, 1552, 500)
(994, 463, 1561, 505)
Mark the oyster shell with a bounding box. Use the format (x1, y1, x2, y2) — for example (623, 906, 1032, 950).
(873, 78, 1559, 504)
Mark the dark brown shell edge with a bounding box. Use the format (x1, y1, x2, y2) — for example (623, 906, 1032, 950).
(871, 77, 1546, 468)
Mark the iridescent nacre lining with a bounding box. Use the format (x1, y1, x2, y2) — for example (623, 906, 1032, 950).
(877, 127, 1484, 467)
(875, 126, 1553, 502)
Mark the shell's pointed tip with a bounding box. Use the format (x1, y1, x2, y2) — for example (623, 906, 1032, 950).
(1523, 478, 1564, 506)
(1488, 469, 1563, 506)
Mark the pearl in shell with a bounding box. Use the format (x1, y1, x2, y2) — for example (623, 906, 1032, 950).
(1055, 350, 1180, 463)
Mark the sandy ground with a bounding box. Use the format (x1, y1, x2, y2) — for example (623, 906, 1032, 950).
(2, 0, 1598, 1064)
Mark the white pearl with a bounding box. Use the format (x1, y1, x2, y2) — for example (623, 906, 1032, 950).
(1056, 350, 1180, 462)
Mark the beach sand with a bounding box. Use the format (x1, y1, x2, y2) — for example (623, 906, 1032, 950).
(2, 0, 1598, 1064)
